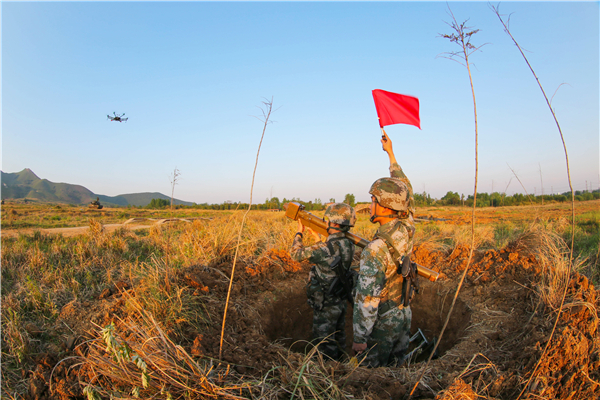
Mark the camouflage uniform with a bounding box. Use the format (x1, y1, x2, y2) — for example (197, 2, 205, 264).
(353, 165, 415, 367)
(291, 232, 355, 360)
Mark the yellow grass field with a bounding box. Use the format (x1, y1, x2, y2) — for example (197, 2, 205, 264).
(1, 200, 598, 399)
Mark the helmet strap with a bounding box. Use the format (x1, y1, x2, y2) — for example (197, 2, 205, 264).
(370, 213, 401, 223)
(326, 221, 341, 234)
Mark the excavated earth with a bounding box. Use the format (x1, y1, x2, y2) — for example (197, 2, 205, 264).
(25, 241, 599, 400)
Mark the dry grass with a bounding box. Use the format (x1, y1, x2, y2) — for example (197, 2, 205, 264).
(0, 202, 218, 231)
(79, 294, 254, 400)
(80, 309, 363, 400)
(2, 203, 599, 399)
(510, 225, 572, 309)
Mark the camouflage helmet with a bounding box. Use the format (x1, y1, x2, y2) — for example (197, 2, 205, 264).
(369, 177, 409, 212)
(324, 202, 357, 227)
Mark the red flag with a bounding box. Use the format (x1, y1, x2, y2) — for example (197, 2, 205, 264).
(372, 89, 420, 129)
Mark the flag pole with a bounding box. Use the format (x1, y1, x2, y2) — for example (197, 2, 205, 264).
(380, 125, 387, 142)
(378, 118, 387, 141)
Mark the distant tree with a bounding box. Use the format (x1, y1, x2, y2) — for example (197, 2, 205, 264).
(415, 191, 434, 207)
(441, 191, 460, 205)
(147, 198, 169, 209)
(266, 197, 280, 209)
(314, 198, 323, 211)
(582, 192, 594, 201)
(490, 192, 502, 207)
(343, 193, 356, 207)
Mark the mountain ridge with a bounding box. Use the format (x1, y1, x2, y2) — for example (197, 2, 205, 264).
(1, 169, 195, 207)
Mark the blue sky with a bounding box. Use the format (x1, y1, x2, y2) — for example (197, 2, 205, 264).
(2, 1, 598, 204)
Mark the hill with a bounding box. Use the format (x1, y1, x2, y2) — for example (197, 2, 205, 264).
(1, 169, 195, 207)
(105, 192, 194, 207)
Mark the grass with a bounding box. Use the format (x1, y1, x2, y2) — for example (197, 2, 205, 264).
(0, 202, 218, 230)
(1, 200, 599, 398)
(82, 307, 354, 400)
(82, 299, 253, 400)
(1, 212, 291, 387)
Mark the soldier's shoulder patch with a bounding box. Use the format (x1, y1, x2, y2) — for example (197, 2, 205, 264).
(367, 238, 387, 253)
(390, 226, 409, 243)
(359, 241, 386, 277)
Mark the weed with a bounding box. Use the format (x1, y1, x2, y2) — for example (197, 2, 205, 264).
(493, 222, 521, 249)
(81, 299, 251, 399)
(1, 307, 28, 365)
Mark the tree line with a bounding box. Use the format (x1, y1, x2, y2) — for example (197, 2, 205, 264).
(144, 190, 598, 210)
(154, 193, 357, 211)
(435, 189, 599, 207)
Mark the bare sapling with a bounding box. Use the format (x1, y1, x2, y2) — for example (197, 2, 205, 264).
(170, 167, 181, 213)
(409, 6, 485, 398)
(501, 176, 513, 206)
(219, 97, 275, 360)
(490, 5, 577, 399)
(539, 163, 544, 205)
(162, 167, 181, 292)
(507, 163, 536, 205)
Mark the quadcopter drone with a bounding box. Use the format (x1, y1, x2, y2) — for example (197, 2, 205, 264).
(107, 112, 128, 122)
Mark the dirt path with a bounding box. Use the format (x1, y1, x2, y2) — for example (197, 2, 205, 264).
(1, 217, 213, 238)
(0, 223, 152, 238)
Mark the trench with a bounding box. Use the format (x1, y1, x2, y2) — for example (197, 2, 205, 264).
(262, 280, 471, 360)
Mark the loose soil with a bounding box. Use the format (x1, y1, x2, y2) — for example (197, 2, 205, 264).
(0, 223, 152, 238)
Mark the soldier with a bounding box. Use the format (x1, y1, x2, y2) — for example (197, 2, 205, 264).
(382, 129, 415, 224)
(290, 203, 357, 360)
(352, 131, 415, 367)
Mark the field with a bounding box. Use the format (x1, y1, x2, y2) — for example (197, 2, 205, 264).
(1, 200, 599, 399)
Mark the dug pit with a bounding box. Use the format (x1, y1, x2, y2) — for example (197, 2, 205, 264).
(262, 279, 471, 359)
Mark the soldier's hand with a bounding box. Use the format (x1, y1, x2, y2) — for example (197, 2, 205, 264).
(381, 130, 393, 154)
(352, 342, 367, 353)
(381, 129, 398, 165)
(297, 220, 305, 233)
(306, 227, 321, 242)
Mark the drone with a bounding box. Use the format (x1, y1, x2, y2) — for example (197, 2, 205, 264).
(107, 112, 128, 122)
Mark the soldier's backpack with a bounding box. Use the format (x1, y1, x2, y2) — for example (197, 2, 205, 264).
(325, 238, 355, 304)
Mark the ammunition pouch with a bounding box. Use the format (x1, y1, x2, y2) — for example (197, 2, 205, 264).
(306, 270, 325, 311)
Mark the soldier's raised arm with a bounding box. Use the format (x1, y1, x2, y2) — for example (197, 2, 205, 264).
(380, 129, 415, 219)
(381, 129, 397, 166)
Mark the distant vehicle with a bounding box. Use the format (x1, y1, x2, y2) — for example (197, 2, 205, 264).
(88, 197, 103, 209)
(107, 112, 128, 122)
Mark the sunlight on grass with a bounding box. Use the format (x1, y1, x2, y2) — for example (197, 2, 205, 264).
(1, 202, 599, 398)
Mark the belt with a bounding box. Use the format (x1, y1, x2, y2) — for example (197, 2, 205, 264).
(378, 300, 402, 318)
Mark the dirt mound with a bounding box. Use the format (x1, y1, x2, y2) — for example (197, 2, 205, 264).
(25, 244, 599, 400)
